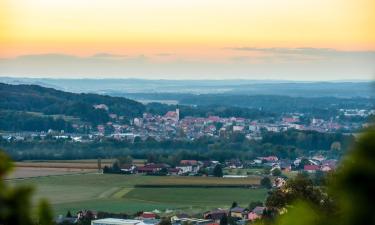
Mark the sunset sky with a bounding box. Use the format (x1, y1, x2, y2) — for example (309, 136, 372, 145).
(0, 0, 374, 80)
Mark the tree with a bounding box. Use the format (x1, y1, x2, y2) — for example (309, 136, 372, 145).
(298, 158, 310, 170)
(118, 155, 133, 165)
(112, 161, 121, 173)
(159, 217, 172, 225)
(263, 167, 271, 175)
(213, 164, 223, 177)
(259, 127, 375, 225)
(231, 201, 238, 208)
(0, 149, 54, 225)
(38, 199, 54, 225)
(220, 214, 228, 225)
(66, 210, 73, 218)
(330, 141, 341, 151)
(249, 201, 263, 210)
(265, 173, 333, 215)
(272, 168, 282, 176)
(261, 177, 272, 189)
(313, 170, 325, 185)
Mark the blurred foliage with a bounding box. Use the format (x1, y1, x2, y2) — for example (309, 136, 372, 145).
(0, 150, 54, 225)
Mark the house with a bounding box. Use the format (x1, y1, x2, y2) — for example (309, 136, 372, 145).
(172, 218, 213, 225)
(203, 209, 228, 223)
(176, 161, 200, 174)
(321, 165, 333, 172)
(168, 168, 182, 175)
(229, 207, 248, 219)
(77, 210, 98, 220)
(304, 165, 320, 173)
(279, 160, 292, 172)
(248, 207, 265, 221)
(259, 156, 279, 163)
(180, 160, 198, 166)
(139, 212, 157, 220)
(137, 163, 170, 174)
(120, 165, 137, 174)
(321, 159, 337, 171)
(225, 160, 243, 169)
(91, 218, 146, 225)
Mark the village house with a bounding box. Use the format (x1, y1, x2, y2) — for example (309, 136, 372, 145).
(120, 164, 137, 174)
(229, 207, 248, 219)
(247, 207, 266, 221)
(176, 160, 200, 174)
(137, 163, 170, 174)
(91, 219, 146, 225)
(304, 165, 320, 173)
(137, 212, 157, 220)
(203, 209, 228, 223)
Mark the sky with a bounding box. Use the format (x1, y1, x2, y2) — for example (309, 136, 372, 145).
(0, 0, 374, 80)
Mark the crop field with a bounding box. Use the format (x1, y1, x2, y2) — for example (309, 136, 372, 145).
(223, 168, 265, 176)
(8, 159, 147, 179)
(7, 167, 96, 179)
(17, 159, 146, 168)
(8, 173, 266, 216)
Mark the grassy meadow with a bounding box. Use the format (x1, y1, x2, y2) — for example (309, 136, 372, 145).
(8, 173, 267, 216)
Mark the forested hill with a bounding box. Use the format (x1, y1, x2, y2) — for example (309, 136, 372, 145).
(0, 83, 145, 124)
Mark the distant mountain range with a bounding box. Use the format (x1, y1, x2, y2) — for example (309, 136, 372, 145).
(0, 77, 373, 98)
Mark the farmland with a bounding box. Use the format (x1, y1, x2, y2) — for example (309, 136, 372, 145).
(8, 159, 146, 179)
(8, 172, 266, 216)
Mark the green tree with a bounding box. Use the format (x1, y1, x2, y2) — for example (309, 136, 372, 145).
(66, 210, 73, 218)
(38, 199, 54, 225)
(159, 217, 172, 225)
(0, 149, 54, 225)
(272, 168, 282, 176)
(249, 201, 263, 210)
(260, 177, 272, 189)
(118, 155, 133, 165)
(258, 127, 375, 225)
(213, 164, 223, 177)
(220, 214, 228, 225)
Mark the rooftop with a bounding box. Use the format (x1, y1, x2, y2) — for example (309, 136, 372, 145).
(92, 218, 146, 225)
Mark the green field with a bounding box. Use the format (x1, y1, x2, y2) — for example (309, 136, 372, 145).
(223, 168, 265, 176)
(9, 174, 267, 216)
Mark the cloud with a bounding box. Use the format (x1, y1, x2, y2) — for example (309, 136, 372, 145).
(91, 53, 128, 59)
(155, 53, 174, 57)
(228, 47, 375, 57)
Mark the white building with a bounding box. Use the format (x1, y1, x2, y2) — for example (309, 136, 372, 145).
(91, 218, 146, 225)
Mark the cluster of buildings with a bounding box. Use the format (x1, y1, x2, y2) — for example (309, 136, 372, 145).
(57, 205, 267, 225)
(339, 109, 375, 117)
(99, 108, 365, 142)
(2, 106, 371, 143)
(111, 153, 337, 178)
(114, 160, 213, 176)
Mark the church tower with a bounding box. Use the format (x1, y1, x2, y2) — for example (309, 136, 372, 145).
(176, 106, 180, 121)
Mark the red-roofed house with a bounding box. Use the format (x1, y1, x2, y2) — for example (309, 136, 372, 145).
(180, 160, 198, 166)
(304, 165, 320, 172)
(140, 212, 156, 219)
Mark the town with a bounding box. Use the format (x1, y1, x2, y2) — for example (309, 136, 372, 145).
(2, 106, 373, 143)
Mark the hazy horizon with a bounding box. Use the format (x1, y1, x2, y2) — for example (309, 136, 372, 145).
(1, 0, 374, 80)
(1, 76, 373, 82)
